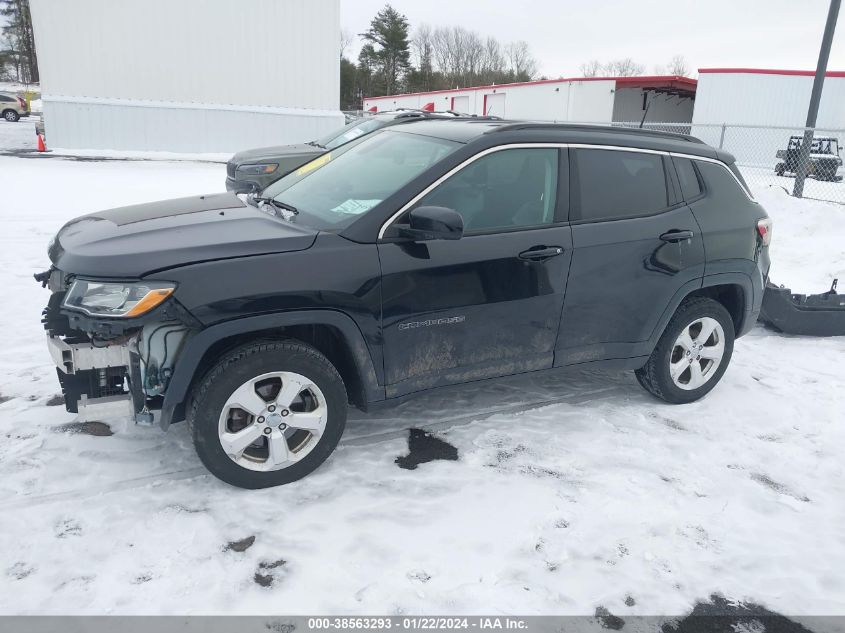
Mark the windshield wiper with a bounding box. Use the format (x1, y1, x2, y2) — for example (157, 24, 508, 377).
(306, 141, 326, 149)
(248, 194, 299, 217)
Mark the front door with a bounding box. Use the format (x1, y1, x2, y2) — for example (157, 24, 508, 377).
(378, 147, 572, 397)
(556, 147, 705, 365)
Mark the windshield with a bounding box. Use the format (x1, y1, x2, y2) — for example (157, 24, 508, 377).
(262, 130, 460, 230)
(316, 117, 389, 150)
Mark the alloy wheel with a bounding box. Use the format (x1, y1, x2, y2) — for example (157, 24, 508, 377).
(669, 316, 726, 391)
(217, 371, 328, 471)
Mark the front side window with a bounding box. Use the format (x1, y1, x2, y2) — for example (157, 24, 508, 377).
(413, 148, 559, 233)
(262, 130, 460, 230)
(573, 149, 668, 222)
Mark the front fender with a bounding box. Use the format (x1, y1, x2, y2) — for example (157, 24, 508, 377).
(158, 309, 384, 430)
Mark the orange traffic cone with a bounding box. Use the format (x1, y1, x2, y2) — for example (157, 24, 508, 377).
(37, 133, 46, 152)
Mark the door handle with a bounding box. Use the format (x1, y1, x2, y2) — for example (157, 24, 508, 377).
(518, 246, 565, 261)
(659, 230, 694, 243)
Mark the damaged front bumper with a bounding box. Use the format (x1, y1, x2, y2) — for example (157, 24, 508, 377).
(47, 334, 142, 422)
(40, 269, 194, 427)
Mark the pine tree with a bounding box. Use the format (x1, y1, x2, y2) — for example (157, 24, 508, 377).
(0, 0, 38, 83)
(359, 4, 410, 96)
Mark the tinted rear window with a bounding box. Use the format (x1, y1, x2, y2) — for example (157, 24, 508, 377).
(697, 161, 752, 206)
(573, 149, 668, 222)
(674, 158, 703, 200)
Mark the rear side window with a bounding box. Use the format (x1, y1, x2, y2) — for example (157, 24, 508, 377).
(696, 161, 752, 206)
(0, 95, 13, 102)
(573, 149, 668, 222)
(674, 158, 703, 200)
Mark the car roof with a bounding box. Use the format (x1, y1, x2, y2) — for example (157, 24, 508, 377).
(391, 119, 723, 159)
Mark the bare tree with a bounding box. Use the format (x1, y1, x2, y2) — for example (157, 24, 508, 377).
(666, 54, 689, 77)
(604, 58, 645, 77)
(340, 28, 354, 60)
(505, 40, 537, 81)
(580, 60, 603, 77)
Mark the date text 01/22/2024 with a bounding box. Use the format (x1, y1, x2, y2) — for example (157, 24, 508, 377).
(307, 617, 528, 630)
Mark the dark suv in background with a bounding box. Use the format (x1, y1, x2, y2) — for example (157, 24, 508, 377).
(39, 120, 771, 489)
(225, 109, 492, 193)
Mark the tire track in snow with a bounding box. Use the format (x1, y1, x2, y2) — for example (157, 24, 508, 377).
(0, 384, 623, 509)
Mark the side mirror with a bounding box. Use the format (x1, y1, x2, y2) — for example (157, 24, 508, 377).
(399, 206, 463, 241)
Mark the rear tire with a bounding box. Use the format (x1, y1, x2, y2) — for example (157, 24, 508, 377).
(187, 339, 347, 489)
(635, 298, 735, 404)
(2, 109, 20, 122)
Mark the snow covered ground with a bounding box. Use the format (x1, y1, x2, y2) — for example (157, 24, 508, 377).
(0, 133, 843, 617)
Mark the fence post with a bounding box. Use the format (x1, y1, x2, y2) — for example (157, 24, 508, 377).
(718, 124, 726, 149)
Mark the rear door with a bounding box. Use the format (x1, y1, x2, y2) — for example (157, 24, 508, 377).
(556, 147, 705, 365)
(378, 146, 572, 397)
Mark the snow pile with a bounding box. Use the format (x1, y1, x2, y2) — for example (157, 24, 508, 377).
(754, 185, 845, 293)
(0, 154, 843, 616)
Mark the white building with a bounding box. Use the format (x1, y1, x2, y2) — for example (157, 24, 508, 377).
(29, 0, 344, 153)
(691, 68, 845, 167)
(363, 76, 697, 125)
(693, 68, 845, 127)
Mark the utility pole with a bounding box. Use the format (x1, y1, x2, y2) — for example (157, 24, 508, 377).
(794, 0, 841, 198)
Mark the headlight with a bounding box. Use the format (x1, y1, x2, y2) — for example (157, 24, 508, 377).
(63, 280, 176, 318)
(237, 163, 279, 175)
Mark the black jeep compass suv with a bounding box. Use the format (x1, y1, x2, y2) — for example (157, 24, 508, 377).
(38, 120, 772, 489)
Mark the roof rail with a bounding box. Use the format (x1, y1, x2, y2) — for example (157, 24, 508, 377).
(488, 122, 705, 144)
(391, 110, 503, 121)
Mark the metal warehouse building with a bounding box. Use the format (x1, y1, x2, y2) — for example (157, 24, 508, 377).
(693, 68, 845, 127)
(691, 68, 845, 168)
(363, 75, 698, 125)
(28, 0, 344, 153)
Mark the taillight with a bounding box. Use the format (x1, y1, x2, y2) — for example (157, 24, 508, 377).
(16, 96, 26, 110)
(757, 218, 772, 246)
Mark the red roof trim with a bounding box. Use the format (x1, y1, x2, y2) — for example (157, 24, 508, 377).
(364, 75, 697, 101)
(699, 67, 845, 78)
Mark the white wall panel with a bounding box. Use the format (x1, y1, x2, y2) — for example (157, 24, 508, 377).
(29, 0, 342, 151)
(43, 99, 343, 153)
(692, 72, 845, 127)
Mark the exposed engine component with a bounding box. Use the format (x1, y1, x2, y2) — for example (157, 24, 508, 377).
(138, 322, 189, 396)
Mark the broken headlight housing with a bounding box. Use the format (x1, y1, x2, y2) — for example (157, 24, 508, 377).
(63, 279, 176, 318)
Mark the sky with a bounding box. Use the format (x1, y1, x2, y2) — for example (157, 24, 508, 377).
(340, 0, 845, 78)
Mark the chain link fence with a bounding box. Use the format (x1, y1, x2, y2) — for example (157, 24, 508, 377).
(609, 121, 845, 205)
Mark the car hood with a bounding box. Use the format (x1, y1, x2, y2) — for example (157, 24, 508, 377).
(231, 143, 324, 165)
(49, 192, 318, 277)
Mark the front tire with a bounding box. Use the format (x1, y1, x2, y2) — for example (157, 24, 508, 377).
(635, 298, 735, 404)
(187, 340, 347, 489)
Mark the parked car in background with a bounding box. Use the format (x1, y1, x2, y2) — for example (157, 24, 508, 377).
(225, 110, 495, 193)
(0, 92, 29, 122)
(775, 135, 842, 181)
(39, 119, 771, 489)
